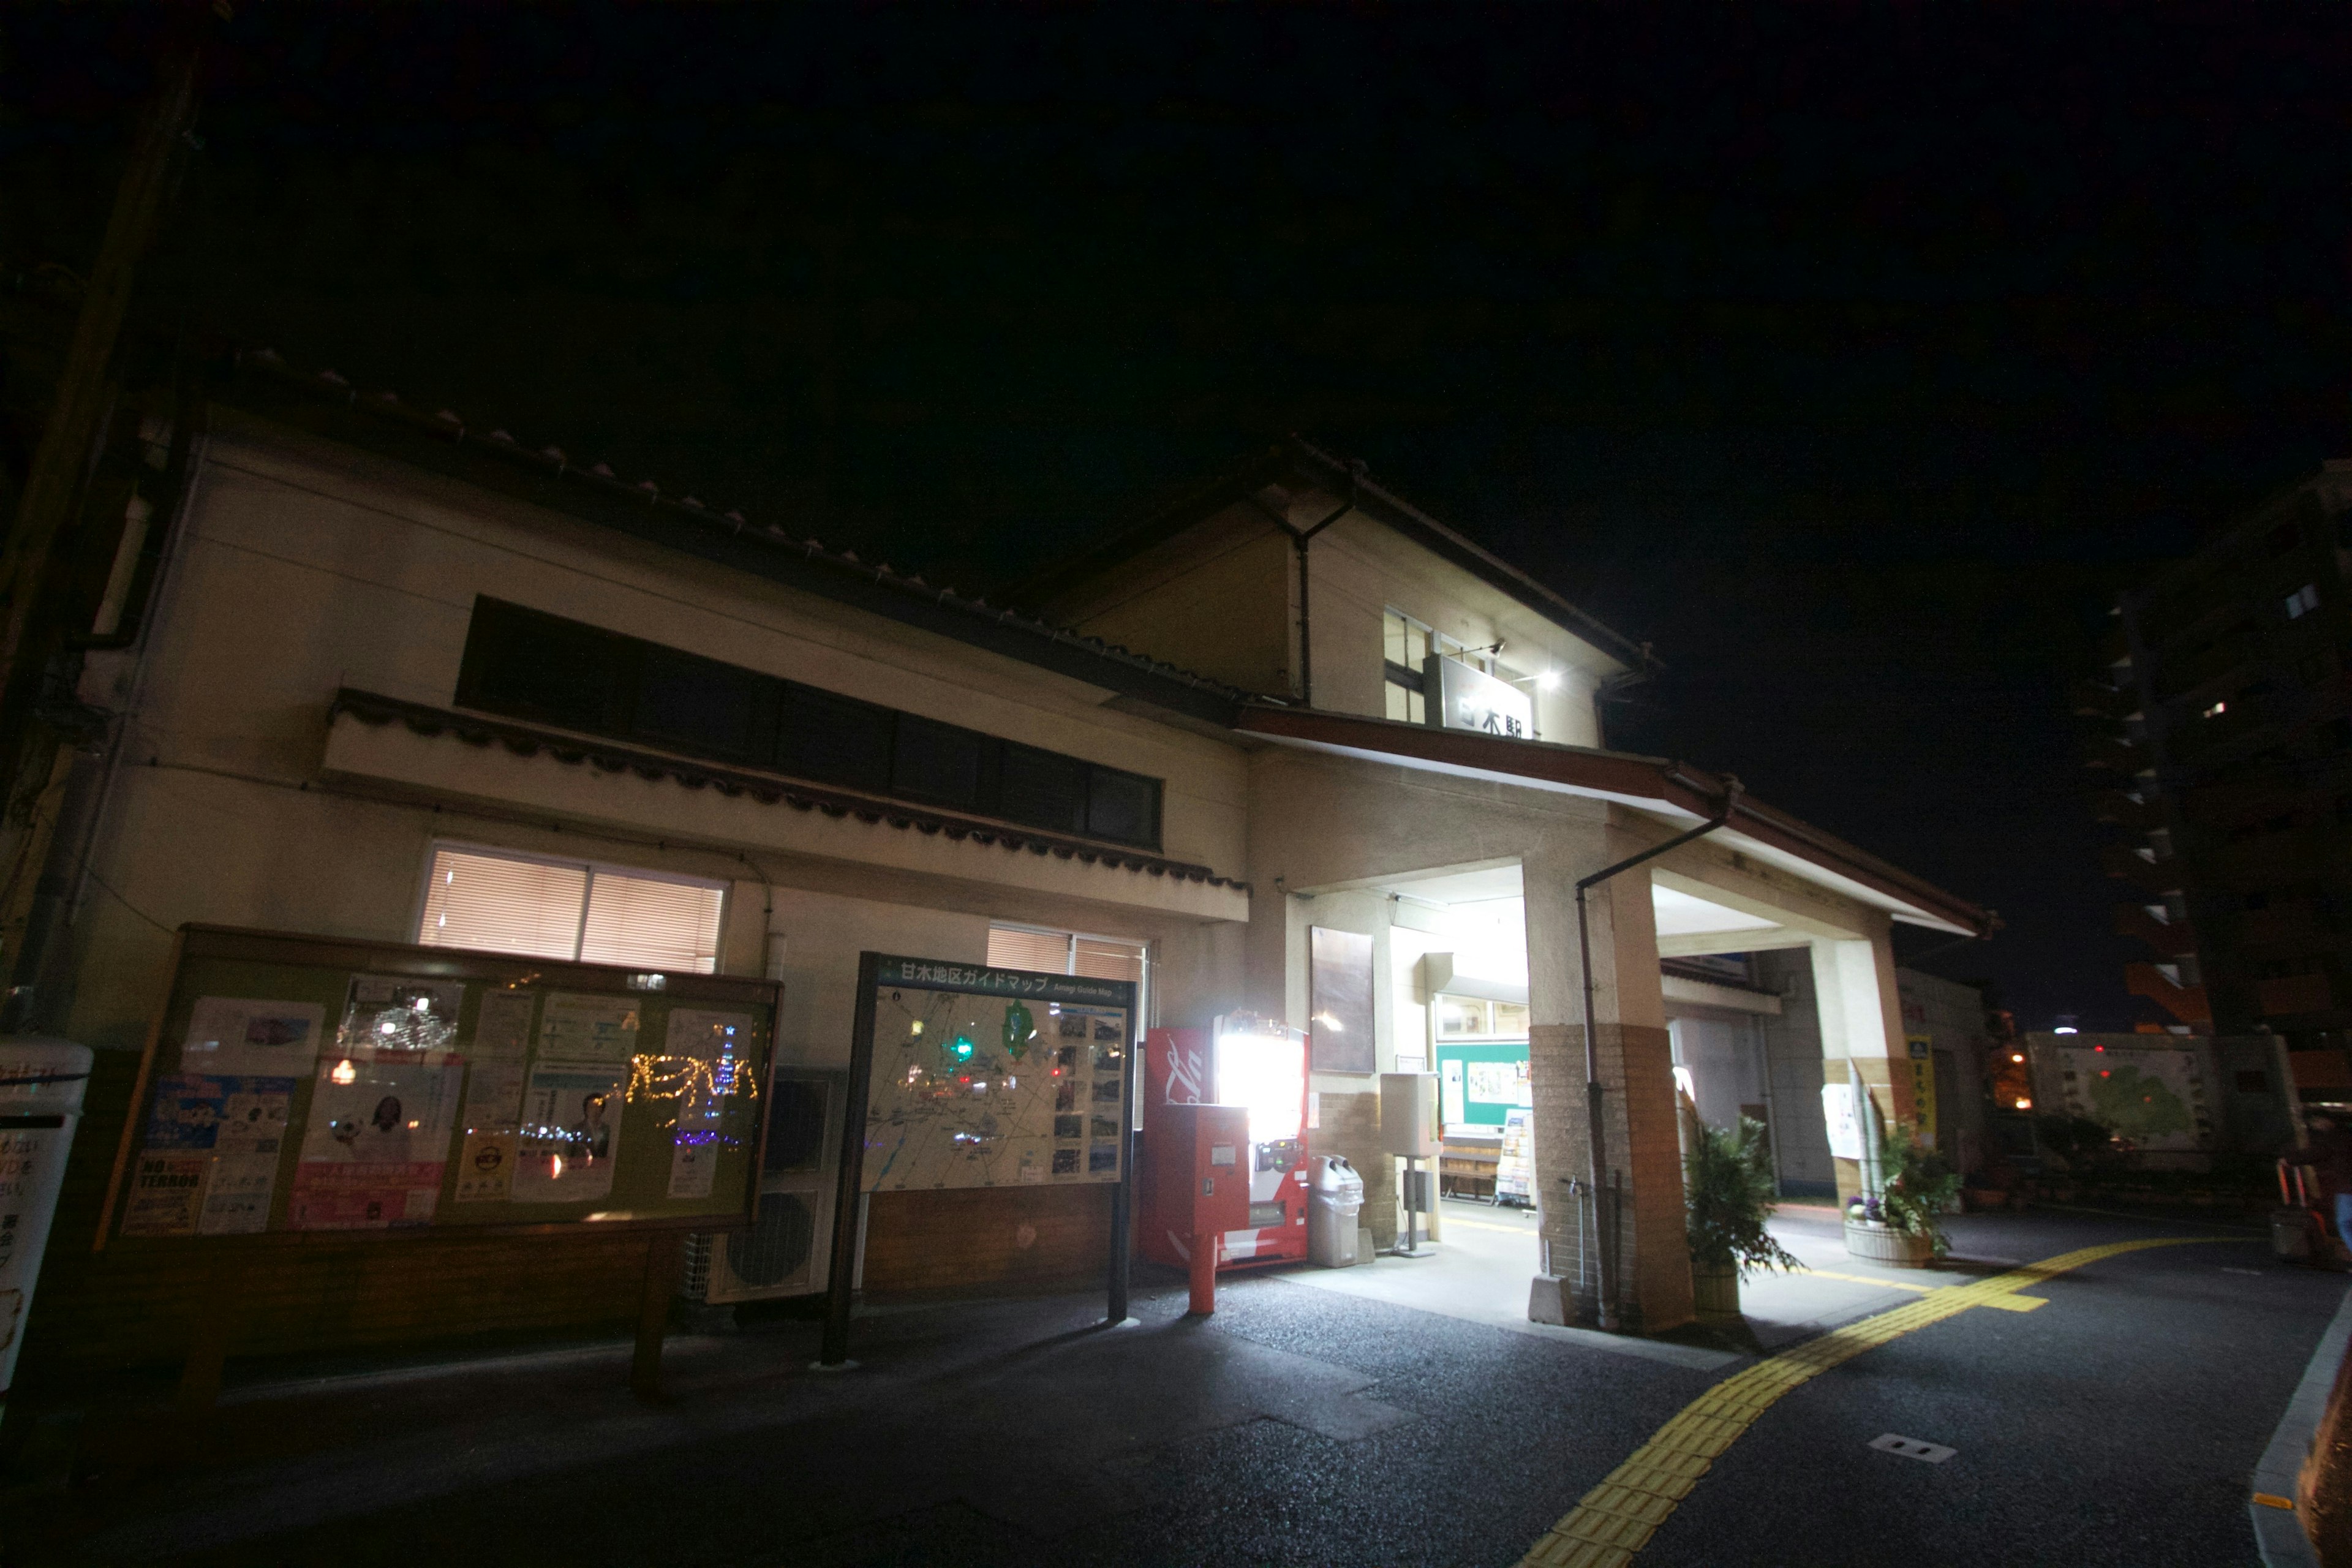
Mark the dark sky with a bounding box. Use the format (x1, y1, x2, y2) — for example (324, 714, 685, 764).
(9, 6, 2348, 1028)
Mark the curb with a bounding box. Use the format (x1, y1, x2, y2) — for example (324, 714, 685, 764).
(2253, 1277, 2352, 1567)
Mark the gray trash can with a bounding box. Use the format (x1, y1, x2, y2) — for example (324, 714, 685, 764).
(1308, 1155, 1365, 1267)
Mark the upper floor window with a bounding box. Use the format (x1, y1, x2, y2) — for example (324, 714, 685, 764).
(2286, 583, 2320, 620)
(415, 842, 726, 972)
(1383, 610, 1496, 723)
(456, 598, 1163, 851)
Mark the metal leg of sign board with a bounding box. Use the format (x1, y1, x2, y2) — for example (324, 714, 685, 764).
(1390, 1158, 1437, 1259)
(174, 1249, 246, 1417)
(631, 1231, 682, 1401)
(1101, 1053, 1138, 1325)
(816, 952, 881, 1371)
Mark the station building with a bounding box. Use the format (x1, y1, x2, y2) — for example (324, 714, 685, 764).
(18, 347, 1988, 1368)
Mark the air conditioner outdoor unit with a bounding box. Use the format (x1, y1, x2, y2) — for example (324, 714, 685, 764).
(682, 1066, 849, 1305)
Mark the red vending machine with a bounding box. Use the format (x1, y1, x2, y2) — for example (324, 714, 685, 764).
(1140, 1012, 1310, 1268)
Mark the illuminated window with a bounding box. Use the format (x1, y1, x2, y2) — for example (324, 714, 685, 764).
(2285, 583, 2320, 620)
(1436, 995, 1529, 1040)
(1382, 610, 1431, 724)
(416, 843, 725, 972)
(986, 924, 1147, 1019)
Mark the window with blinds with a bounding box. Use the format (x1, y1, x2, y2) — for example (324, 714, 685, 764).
(417, 844, 726, 973)
(986, 924, 1147, 1023)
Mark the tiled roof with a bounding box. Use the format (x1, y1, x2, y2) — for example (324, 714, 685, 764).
(222, 347, 1254, 726)
(333, 687, 1249, 894)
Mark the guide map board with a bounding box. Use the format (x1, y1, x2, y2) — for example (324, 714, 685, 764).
(822, 951, 1138, 1364)
(855, 955, 1135, 1192)
(101, 925, 778, 1248)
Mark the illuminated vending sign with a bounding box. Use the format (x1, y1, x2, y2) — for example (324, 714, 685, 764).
(1425, 656, 1532, 739)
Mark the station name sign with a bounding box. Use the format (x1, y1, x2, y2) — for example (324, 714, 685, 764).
(1426, 656, 1534, 740)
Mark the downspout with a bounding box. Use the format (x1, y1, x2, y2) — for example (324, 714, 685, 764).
(1576, 775, 1743, 1332)
(1251, 462, 1360, 707)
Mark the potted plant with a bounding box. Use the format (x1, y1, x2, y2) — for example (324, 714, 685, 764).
(1844, 1126, 1962, 1265)
(1685, 1115, 1800, 1316)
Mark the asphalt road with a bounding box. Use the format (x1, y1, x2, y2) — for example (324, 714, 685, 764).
(22, 1208, 2340, 1567)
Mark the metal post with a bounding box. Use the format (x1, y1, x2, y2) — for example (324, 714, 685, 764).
(817, 952, 880, 1369)
(1106, 1019, 1135, 1324)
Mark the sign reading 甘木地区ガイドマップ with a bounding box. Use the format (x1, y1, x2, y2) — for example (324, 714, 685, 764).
(856, 954, 1136, 1193)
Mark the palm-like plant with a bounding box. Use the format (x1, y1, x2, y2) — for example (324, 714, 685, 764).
(1685, 1116, 1801, 1281)
(1875, 1126, 1962, 1256)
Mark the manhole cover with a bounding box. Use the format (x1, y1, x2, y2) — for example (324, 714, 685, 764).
(1869, 1433, 1956, 1464)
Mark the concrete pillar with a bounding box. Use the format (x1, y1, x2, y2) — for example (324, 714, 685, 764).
(1523, 820, 1691, 1334)
(1809, 920, 1916, 1205)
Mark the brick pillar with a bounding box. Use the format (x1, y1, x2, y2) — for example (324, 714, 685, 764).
(1524, 822, 1694, 1335)
(1810, 923, 1916, 1206)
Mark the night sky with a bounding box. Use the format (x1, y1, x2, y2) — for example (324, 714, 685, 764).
(9, 6, 2347, 1030)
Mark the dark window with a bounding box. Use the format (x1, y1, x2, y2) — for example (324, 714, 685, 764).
(1086, 767, 1159, 845)
(455, 601, 633, 732)
(777, 684, 894, 794)
(2267, 521, 2301, 556)
(2236, 1069, 2270, 1093)
(635, 646, 775, 764)
(456, 598, 1163, 850)
(2244, 891, 2271, 911)
(892, 716, 987, 807)
(999, 744, 1088, 834)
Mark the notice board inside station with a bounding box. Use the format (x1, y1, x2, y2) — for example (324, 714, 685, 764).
(102, 925, 777, 1246)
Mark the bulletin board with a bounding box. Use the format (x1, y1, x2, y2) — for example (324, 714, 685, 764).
(100, 925, 778, 1249)
(852, 954, 1136, 1193)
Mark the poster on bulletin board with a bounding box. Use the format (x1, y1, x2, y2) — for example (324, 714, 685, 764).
(102, 925, 779, 1250)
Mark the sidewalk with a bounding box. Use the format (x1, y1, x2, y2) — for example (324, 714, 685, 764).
(1280, 1197, 2005, 1352)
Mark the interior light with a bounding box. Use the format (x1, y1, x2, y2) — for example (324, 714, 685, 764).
(2014, 1097, 2032, 1110)
(1215, 1029, 1306, 1145)
(2010, 1053, 2025, 1063)
(2054, 1027, 2079, 1036)
(331, 1059, 357, 1085)
(910, 1021, 924, 1035)
(411, 996, 432, 1012)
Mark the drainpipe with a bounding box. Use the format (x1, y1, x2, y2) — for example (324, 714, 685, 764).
(1576, 775, 1743, 1332)
(1251, 463, 1360, 707)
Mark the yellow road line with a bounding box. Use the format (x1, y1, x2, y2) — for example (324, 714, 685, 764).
(1792, 1267, 1941, 1294)
(1514, 1237, 2222, 1568)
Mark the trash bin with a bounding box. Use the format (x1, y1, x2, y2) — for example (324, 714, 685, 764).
(1308, 1155, 1365, 1268)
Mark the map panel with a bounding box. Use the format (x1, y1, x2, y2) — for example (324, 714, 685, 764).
(2054, 1043, 2211, 1151)
(859, 961, 1131, 1192)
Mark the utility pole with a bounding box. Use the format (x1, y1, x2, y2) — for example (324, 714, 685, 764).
(0, 24, 208, 1025)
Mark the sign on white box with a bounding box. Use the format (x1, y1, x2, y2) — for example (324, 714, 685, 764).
(1822, 1080, 1863, 1161)
(0, 1036, 92, 1397)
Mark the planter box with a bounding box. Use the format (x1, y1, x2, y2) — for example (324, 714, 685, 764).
(1844, 1219, 1935, 1267)
(1692, 1263, 1741, 1317)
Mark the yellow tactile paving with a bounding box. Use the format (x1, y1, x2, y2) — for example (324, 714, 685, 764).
(1510, 1237, 2221, 1568)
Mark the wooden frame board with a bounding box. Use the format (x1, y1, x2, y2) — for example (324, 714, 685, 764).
(99, 925, 778, 1252)
(821, 952, 1138, 1363)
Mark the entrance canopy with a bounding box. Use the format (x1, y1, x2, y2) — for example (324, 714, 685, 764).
(1236, 705, 1989, 938)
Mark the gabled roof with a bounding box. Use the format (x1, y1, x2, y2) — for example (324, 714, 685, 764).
(200, 345, 1254, 728)
(1000, 434, 1662, 676)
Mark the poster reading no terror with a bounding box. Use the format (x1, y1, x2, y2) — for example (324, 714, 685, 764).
(856, 956, 1136, 1193)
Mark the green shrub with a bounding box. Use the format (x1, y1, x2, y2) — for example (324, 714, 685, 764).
(1686, 1116, 1801, 1280)
(1877, 1126, 1964, 1255)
